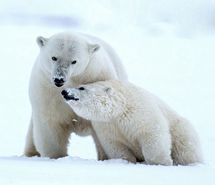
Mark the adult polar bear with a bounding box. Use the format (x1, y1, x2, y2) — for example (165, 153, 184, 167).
(62, 80, 203, 165)
(24, 32, 127, 158)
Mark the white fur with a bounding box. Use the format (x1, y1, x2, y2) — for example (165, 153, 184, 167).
(24, 32, 127, 159)
(64, 80, 203, 165)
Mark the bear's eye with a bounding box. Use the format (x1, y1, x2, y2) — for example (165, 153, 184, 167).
(78, 87, 85, 91)
(52, 56, 58, 61)
(71, 60, 77, 64)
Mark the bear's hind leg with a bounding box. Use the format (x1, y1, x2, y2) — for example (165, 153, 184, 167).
(170, 118, 203, 165)
(139, 128, 173, 166)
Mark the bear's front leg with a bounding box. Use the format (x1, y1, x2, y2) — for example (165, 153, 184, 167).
(33, 117, 71, 158)
(24, 117, 40, 157)
(70, 118, 108, 160)
(91, 129, 108, 161)
(104, 140, 137, 163)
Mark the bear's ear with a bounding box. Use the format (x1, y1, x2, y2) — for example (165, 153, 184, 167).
(88, 43, 100, 54)
(37, 36, 48, 48)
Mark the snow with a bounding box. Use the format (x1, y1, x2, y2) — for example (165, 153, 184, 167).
(0, 0, 215, 184)
(0, 157, 213, 185)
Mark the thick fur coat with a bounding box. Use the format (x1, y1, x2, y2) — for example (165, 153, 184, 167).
(63, 80, 203, 165)
(24, 32, 127, 158)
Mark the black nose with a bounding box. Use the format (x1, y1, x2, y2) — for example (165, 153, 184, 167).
(61, 90, 71, 100)
(54, 78, 65, 87)
(61, 90, 79, 101)
(61, 90, 68, 96)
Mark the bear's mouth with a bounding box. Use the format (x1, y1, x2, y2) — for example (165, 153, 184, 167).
(61, 90, 79, 101)
(68, 96, 79, 101)
(55, 83, 64, 87)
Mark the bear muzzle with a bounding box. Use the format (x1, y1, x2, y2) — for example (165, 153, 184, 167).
(54, 78, 65, 87)
(61, 90, 79, 101)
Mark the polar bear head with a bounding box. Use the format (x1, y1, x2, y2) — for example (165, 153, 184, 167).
(61, 80, 126, 122)
(37, 32, 100, 87)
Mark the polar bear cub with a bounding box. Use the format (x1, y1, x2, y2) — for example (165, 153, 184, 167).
(62, 80, 203, 165)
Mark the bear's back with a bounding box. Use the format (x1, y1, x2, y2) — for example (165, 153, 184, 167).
(81, 33, 128, 81)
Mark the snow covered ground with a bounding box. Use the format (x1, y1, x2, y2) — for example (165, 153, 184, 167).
(0, 0, 215, 184)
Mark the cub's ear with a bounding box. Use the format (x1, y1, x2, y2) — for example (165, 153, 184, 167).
(104, 87, 112, 94)
(37, 36, 48, 48)
(88, 43, 100, 53)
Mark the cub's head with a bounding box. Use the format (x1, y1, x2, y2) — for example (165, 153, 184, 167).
(61, 81, 126, 122)
(37, 32, 100, 87)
